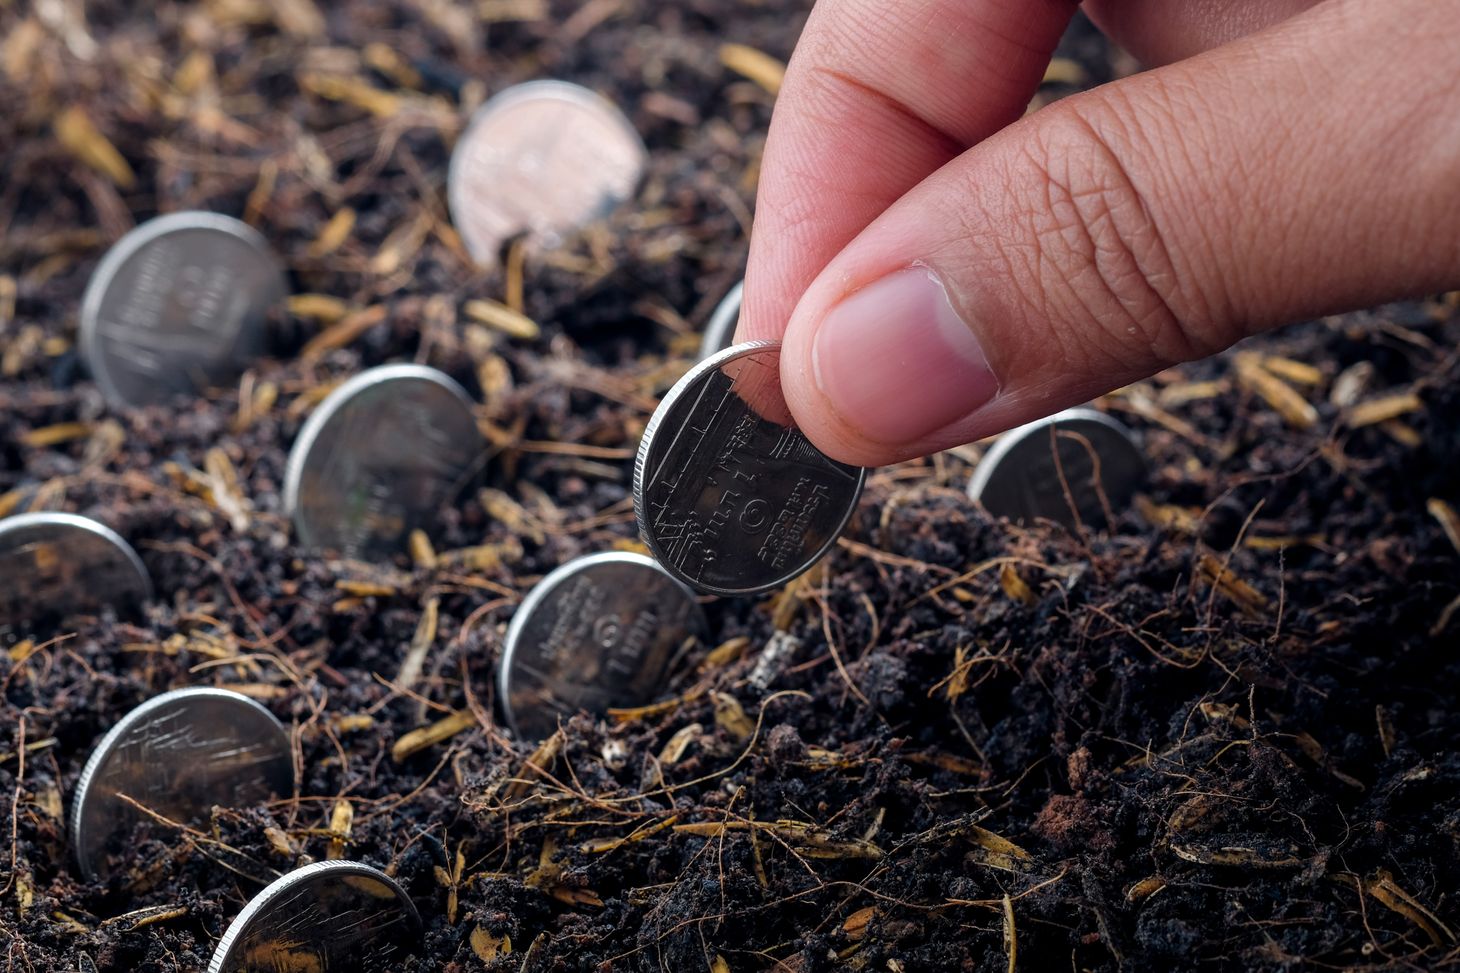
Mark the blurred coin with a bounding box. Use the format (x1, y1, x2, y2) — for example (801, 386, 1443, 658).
(208, 860, 421, 973)
(71, 687, 293, 882)
(967, 407, 1148, 529)
(284, 364, 484, 561)
(698, 280, 743, 361)
(0, 512, 152, 632)
(634, 340, 866, 596)
(499, 552, 707, 740)
(80, 211, 287, 408)
(447, 80, 647, 267)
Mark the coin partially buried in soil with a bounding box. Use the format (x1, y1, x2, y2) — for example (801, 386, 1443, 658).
(80, 211, 287, 408)
(284, 364, 484, 561)
(499, 552, 708, 740)
(71, 687, 294, 882)
(447, 80, 648, 267)
(208, 860, 422, 973)
(698, 279, 743, 361)
(634, 340, 866, 596)
(0, 512, 152, 633)
(967, 407, 1148, 529)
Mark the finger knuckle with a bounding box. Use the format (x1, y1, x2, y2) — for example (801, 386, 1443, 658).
(1012, 99, 1222, 372)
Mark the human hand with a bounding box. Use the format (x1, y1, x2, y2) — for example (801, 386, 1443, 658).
(739, 0, 1460, 467)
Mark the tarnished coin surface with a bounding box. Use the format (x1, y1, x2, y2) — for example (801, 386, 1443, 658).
(71, 687, 293, 882)
(208, 860, 422, 973)
(0, 512, 152, 632)
(699, 280, 743, 361)
(447, 80, 647, 267)
(80, 211, 287, 408)
(284, 364, 484, 561)
(499, 552, 708, 740)
(967, 407, 1148, 529)
(634, 340, 866, 596)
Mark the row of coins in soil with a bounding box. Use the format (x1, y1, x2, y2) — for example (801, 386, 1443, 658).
(73, 688, 421, 970)
(75, 80, 654, 410)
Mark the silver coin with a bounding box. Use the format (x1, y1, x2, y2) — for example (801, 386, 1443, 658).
(71, 687, 294, 882)
(967, 407, 1148, 528)
(80, 211, 287, 408)
(634, 340, 866, 597)
(0, 512, 152, 632)
(499, 552, 708, 740)
(283, 364, 484, 561)
(208, 860, 422, 973)
(447, 80, 648, 267)
(698, 280, 743, 361)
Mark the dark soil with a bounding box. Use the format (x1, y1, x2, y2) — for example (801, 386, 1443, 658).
(3, 2, 1459, 971)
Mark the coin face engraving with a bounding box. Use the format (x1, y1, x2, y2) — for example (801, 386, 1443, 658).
(0, 513, 152, 633)
(447, 80, 648, 267)
(71, 688, 294, 882)
(698, 280, 743, 361)
(208, 861, 421, 973)
(498, 552, 707, 741)
(80, 212, 287, 407)
(283, 365, 484, 561)
(634, 341, 865, 596)
(967, 408, 1148, 528)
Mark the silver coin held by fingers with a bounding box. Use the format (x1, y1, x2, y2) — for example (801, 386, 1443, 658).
(698, 280, 743, 361)
(967, 407, 1148, 529)
(0, 512, 152, 632)
(634, 340, 866, 596)
(80, 212, 287, 408)
(499, 552, 708, 741)
(283, 364, 484, 561)
(208, 860, 422, 973)
(71, 687, 294, 882)
(447, 80, 648, 267)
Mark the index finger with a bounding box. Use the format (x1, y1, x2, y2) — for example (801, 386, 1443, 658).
(740, 0, 1076, 342)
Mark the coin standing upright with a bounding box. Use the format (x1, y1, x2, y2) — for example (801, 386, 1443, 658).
(967, 407, 1148, 529)
(80, 211, 287, 408)
(71, 687, 294, 882)
(208, 860, 422, 973)
(284, 364, 485, 561)
(447, 80, 648, 267)
(498, 552, 708, 740)
(0, 512, 152, 632)
(634, 340, 866, 596)
(699, 279, 743, 361)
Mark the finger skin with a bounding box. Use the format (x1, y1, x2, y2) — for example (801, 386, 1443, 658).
(739, 0, 1077, 343)
(778, 0, 1460, 467)
(1084, 0, 1323, 65)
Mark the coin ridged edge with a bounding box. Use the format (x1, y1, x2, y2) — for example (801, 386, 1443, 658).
(281, 363, 481, 547)
(78, 211, 286, 409)
(207, 860, 421, 973)
(697, 279, 743, 362)
(497, 551, 706, 740)
(70, 686, 290, 882)
(0, 511, 154, 610)
(965, 406, 1147, 507)
(446, 79, 649, 266)
(632, 339, 868, 598)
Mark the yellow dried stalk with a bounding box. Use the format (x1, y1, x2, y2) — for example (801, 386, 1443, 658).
(1235, 355, 1317, 429)
(301, 305, 388, 359)
(308, 208, 356, 257)
(464, 298, 541, 340)
(54, 107, 135, 188)
(392, 709, 477, 763)
(1347, 392, 1424, 428)
(719, 44, 785, 95)
(395, 596, 440, 692)
(21, 422, 91, 448)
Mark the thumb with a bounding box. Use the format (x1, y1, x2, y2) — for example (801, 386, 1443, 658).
(778, 0, 1460, 467)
